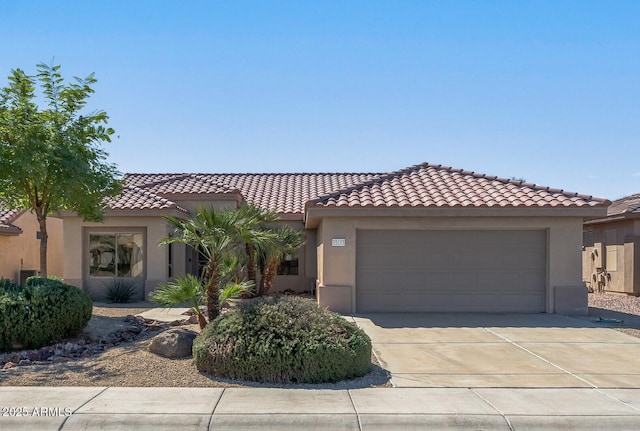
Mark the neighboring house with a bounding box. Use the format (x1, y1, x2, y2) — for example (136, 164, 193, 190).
(583, 193, 640, 295)
(0, 205, 64, 283)
(61, 162, 609, 314)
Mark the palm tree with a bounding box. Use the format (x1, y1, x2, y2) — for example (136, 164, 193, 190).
(151, 274, 208, 329)
(233, 202, 278, 290)
(257, 225, 305, 296)
(160, 205, 240, 322)
(151, 273, 254, 329)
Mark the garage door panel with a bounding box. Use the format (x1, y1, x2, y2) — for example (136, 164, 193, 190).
(500, 251, 545, 268)
(357, 230, 547, 313)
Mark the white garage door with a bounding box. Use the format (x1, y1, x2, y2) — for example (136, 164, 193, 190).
(356, 230, 547, 313)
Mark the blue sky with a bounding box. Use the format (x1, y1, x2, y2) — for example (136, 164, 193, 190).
(2, 1, 638, 200)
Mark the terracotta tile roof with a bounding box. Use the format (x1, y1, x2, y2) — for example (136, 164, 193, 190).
(204, 173, 383, 214)
(125, 174, 235, 195)
(104, 186, 188, 212)
(114, 163, 608, 216)
(308, 163, 609, 209)
(122, 172, 383, 214)
(0, 206, 23, 234)
(606, 193, 640, 217)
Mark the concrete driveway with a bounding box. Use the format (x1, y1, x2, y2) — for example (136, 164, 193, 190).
(351, 313, 640, 388)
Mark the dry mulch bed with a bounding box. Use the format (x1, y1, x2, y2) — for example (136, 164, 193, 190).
(0, 302, 390, 388)
(4, 293, 637, 388)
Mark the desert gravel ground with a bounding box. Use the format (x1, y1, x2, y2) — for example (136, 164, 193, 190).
(3, 293, 640, 388)
(0, 302, 390, 388)
(587, 291, 640, 338)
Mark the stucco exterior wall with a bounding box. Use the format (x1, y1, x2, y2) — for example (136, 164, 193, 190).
(63, 214, 313, 300)
(583, 219, 640, 295)
(63, 215, 171, 300)
(315, 215, 586, 314)
(0, 213, 63, 282)
(265, 220, 313, 294)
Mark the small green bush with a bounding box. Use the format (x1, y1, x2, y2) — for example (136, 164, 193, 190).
(193, 296, 371, 384)
(106, 279, 136, 303)
(0, 278, 19, 294)
(25, 275, 62, 286)
(0, 279, 93, 352)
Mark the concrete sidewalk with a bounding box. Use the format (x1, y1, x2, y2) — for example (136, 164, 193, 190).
(1, 386, 640, 430)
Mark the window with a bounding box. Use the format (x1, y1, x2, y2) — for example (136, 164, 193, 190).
(89, 233, 144, 277)
(277, 254, 299, 276)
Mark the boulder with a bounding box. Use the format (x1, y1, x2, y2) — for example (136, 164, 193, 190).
(148, 328, 197, 358)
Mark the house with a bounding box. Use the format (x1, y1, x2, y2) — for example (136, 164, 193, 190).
(61, 162, 609, 314)
(0, 206, 64, 284)
(583, 193, 640, 295)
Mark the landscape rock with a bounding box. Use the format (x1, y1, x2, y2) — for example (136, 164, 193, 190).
(148, 328, 197, 358)
(0, 312, 196, 369)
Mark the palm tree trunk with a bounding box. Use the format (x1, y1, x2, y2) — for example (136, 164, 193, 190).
(245, 242, 257, 288)
(196, 312, 207, 330)
(259, 260, 279, 296)
(205, 262, 221, 322)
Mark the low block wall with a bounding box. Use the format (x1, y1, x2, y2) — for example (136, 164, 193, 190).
(554, 285, 588, 316)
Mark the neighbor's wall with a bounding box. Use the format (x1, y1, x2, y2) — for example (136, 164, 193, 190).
(583, 219, 640, 295)
(63, 215, 172, 301)
(315, 215, 586, 314)
(0, 213, 63, 282)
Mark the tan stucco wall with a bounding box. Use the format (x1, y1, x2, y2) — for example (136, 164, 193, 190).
(265, 220, 313, 294)
(63, 215, 171, 300)
(63, 214, 313, 300)
(315, 215, 586, 314)
(0, 212, 63, 282)
(583, 219, 640, 294)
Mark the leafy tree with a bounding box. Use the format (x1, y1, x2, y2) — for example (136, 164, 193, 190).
(0, 63, 121, 277)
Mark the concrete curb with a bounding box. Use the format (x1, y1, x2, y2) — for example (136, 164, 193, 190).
(1, 387, 640, 430)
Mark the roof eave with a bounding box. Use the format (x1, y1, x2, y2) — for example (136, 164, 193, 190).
(0, 226, 22, 236)
(305, 205, 609, 228)
(584, 212, 640, 226)
(59, 208, 189, 218)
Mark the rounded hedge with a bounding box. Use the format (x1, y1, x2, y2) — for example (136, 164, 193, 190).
(0, 278, 93, 352)
(193, 296, 372, 384)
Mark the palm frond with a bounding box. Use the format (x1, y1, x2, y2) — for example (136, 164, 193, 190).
(219, 280, 255, 304)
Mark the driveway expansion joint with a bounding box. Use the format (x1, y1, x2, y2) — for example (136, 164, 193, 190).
(346, 390, 363, 431)
(483, 327, 597, 388)
(469, 388, 515, 431)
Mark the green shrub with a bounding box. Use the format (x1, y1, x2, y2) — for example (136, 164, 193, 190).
(25, 275, 62, 286)
(0, 278, 19, 294)
(193, 296, 371, 384)
(106, 279, 136, 303)
(0, 279, 93, 352)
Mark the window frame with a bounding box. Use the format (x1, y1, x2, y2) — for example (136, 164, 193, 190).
(86, 228, 146, 279)
(277, 253, 300, 276)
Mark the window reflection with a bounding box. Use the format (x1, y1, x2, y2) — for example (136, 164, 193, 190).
(89, 233, 143, 277)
